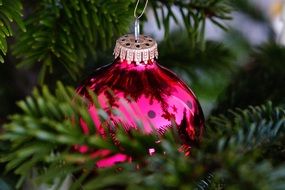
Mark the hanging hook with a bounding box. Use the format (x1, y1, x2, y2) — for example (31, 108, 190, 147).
(133, 0, 149, 41)
(134, 0, 149, 19)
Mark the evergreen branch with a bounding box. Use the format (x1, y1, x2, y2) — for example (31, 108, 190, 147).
(82, 103, 285, 190)
(1, 80, 285, 189)
(12, 0, 232, 83)
(0, 82, 162, 188)
(150, 0, 232, 47)
(0, 82, 99, 187)
(0, 0, 25, 63)
(13, 0, 133, 83)
(206, 102, 285, 154)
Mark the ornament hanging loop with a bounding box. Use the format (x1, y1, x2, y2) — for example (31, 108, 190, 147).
(134, 0, 148, 19)
(133, 0, 149, 41)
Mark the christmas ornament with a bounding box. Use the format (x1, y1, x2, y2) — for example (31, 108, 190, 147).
(75, 0, 204, 168)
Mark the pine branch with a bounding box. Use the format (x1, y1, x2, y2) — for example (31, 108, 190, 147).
(0, 82, 93, 187)
(150, 0, 232, 47)
(205, 102, 285, 162)
(0, 0, 25, 63)
(0, 82, 162, 188)
(13, 0, 133, 83)
(11, 0, 232, 83)
(0, 80, 285, 189)
(84, 102, 285, 190)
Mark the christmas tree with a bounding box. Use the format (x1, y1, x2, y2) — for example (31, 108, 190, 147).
(1, 0, 285, 189)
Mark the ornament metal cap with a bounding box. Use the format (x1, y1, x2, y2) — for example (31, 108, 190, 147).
(113, 34, 158, 64)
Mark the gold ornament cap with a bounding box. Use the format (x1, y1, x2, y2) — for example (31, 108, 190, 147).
(113, 34, 158, 64)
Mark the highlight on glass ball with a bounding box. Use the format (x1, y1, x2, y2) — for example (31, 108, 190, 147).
(76, 34, 204, 168)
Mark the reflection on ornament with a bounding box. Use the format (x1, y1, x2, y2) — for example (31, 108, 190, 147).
(76, 34, 204, 168)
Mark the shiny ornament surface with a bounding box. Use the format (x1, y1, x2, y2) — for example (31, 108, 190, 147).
(76, 34, 204, 168)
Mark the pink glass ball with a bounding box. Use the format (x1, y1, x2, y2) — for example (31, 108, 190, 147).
(76, 58, 204, 167)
